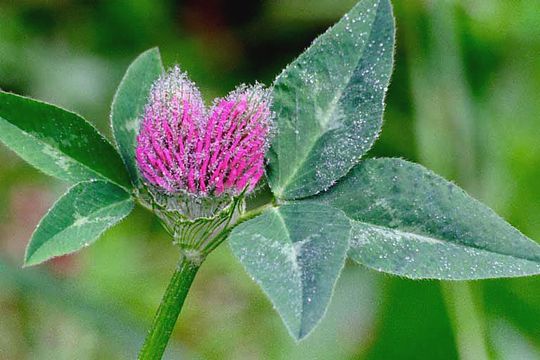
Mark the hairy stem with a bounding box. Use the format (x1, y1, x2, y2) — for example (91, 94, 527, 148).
(138, 255, 200, 360)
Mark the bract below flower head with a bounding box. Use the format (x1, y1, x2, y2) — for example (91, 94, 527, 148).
(136, 66, 272, 198)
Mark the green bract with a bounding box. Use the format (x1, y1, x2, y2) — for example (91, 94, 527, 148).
(0, 0, 538, 345)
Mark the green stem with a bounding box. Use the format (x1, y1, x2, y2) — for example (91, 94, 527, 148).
(138, 255, 200, 360)
(137, 201, 272, 359)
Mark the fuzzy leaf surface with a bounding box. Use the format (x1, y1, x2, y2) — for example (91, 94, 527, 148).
(316, 158, 540, 280)
(0, 91, 130, 187)
(25, 180, 134, 266)
(229, 203, 351, 340)
(267, 0, 395, 199)
(111, 47, 163, 186)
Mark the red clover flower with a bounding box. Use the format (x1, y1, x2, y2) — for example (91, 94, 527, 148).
(136, 66, 272, 198)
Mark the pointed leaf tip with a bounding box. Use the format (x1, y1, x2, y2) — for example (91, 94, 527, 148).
(111, 47, 164, 187)
(267, 0, 395, 199)
(229, 203, 351, 340)
(0, 91, 131, 187)
(316, 158, 540, 280)
(24, 180, 134, 267)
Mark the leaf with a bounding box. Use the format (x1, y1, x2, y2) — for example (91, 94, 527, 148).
(315, 158, 540, 280)
(24, 180, 134, 267)
(267, 0, 395, 200)
(0, 91, 131, 187)
(229, 203, 351, 340)
(111, 47, 164, 186)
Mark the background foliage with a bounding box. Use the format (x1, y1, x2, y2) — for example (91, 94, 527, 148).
(0, 0, 539, 359)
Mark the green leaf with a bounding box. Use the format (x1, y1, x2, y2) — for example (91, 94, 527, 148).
(111, 47, 164, 186)
(0, 91, 131, 187)
(267, 0, 395, 200)
(229, 203, 351, 340)
(315, 158, 540, 280)
(24, 180, 134, 267)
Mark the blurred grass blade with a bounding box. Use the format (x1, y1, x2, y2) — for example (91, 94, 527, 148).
(363, 278, 458, 358)
(229, 203, 350, 340)
(24, 180, 134, 266)
(316, 158, 540, 280)
(267, 0, 395, 200)
(490, 319, 540, 360)
(111, 48, 164, 186)
(0, 91, 131, 187)
(441, 282, 489, 360)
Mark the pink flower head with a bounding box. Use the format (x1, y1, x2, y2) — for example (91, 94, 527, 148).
(136, 66, 272, 196)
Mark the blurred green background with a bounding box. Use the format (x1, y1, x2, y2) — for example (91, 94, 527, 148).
(1, 0, 539, 359)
